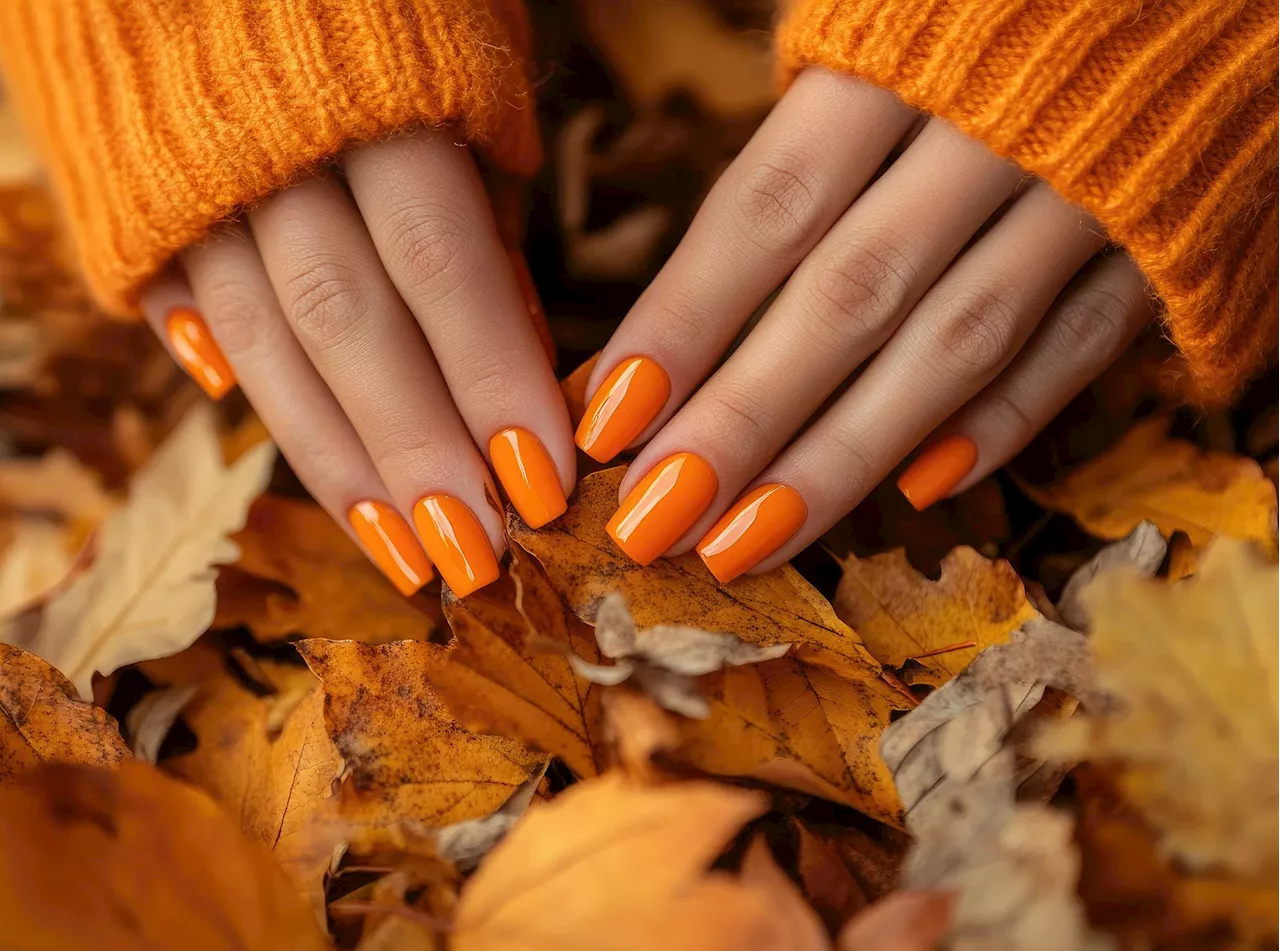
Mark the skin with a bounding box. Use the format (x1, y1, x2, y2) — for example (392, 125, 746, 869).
(141, 68, 1153, 578)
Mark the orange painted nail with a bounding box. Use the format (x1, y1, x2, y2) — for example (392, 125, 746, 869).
(166, 307, 235, 400)
(490, 427, 567, 529)
(607, 453, 718, 566)
(897, 435, 979, 511)
(348, 501, 434, 596)
(412, 494, 500, 598)
(697, 484, 808, 584)
(575, 357, 670, 462)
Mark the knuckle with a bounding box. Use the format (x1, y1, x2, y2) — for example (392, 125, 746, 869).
(372, 424, 445, 475)
(806, 233, 915, 343)
(817, 426, 876, 503)
(379, 198, 473, 299)
(984, 390, 1036, 446)
(280, 257, 369, 350)
(702, 379, 777, 460)
(930, 286, 1023, 375)
(729, 153, 824, 254)
(1051, 286, 1135, 364)
(197, 277, 265, 356)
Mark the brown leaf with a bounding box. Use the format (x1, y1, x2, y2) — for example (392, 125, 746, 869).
(1022, 415, 1278, 554)
(453, 773, 822, 951)
(835, 547, 1038, 689)
(0, 761, 330, 950)
(0, 447, 115, 528)
(0, 643, 129, 783)
(793, 818, 869, 934)
(218, 495, 443, 645)
(600, 687, 680, 781)
(297, 639, 547, 830)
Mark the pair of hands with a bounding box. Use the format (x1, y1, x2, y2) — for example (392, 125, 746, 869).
(141, 69, 1153, 599)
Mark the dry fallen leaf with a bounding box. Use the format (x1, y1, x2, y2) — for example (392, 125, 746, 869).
(297, 638, 547, 830)
(0, 643, 130, 783)
(835, 547, 1038, 688)
(1055, 521, 1167, 631)
(0, 516, 78, 622)
(1022, 416, 1278, 554)
(0, 446, 115, 528)
(452, 773, 823, 951)
(217, 494, 442, 645)
(0, 761, 330, 951)
(16, 404, 275, 696)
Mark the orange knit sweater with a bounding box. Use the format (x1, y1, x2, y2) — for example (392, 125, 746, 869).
(0, 0, 1275, 402)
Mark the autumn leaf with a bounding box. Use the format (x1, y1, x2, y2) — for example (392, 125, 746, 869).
(834, 547, 1038, 689)
(0, 446, 115, 528)
(0, 643, 129, 783)
(14, 404, 275, 697)
(217, 494, 443, 645)
(452, 773, 825, 951)
(1022, 415, 1278, 554)
(0, 761, 330, 951)
(297, 638, 547, 830)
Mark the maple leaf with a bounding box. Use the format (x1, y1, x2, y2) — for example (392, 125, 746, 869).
(12, 404, 275, 697)
(217, 494, 443, 645)
(452, 773, 826, 951)
(1022, 416, 1278, 554)
(0, 761, 329, 950)
(0, 643, 130, 783)
(297, 638, 547, 830)
(1046, 537, 1278, 881)
(835, 547, 1038, 688)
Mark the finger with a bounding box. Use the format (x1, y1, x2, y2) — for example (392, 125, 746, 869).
(140, 228, 435, 597)
(343, 131, 574, 527)
(701, 184, 1106, 582)
(139, 267, 236, 400)
(248, 178, 502, 598)
(610, 118, 1023, 564)
(576, 68, 918, 463)
(908, 253, 1153, 500)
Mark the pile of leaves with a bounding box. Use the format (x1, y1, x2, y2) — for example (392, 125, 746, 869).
(1, 4, 1277, 948)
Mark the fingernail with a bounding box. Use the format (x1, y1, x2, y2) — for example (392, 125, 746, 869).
(696, 484, 807, 584)
(348, 500, 434, 596)
(575, 356, 670, 462)
(607, 453, 718, 566)
(412, 494, 500, 597)
(166, 307, 235, 400)
(489, 427, 567, 529)
(897, 435, 979, 511)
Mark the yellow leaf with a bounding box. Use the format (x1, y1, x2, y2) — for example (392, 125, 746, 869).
(835, 547, 1038, 688)
(0, 643, 129, 784)
(19, 404, 276, 696)
(1023, 416, 1278, 553)
(0, 761, 330, 950)
(297, 639, 547, 829)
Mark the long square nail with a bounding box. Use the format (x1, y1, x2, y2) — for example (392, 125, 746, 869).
(167, 307, 235, 400)
(412, 495, 500, 597)
(490, 427, 567, 529)
(897, 435, 979, 511)
(348, 500, 434, 596)
(697, 484, 807, 584)
(606, 453, 718, 566)
(575, 357, 670, 462)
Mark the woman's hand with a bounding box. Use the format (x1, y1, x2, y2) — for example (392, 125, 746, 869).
(579, 68, 1154, 582)
(141, 129, 574, 598)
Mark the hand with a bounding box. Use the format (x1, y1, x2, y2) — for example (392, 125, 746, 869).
(578, 68, 1154, 581)
(141, 129, 574, 598)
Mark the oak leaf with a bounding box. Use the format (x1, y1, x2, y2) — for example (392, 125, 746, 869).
(297, 638, 547, 830)
(1022, 416, 1278, 554)
(217, 494, 443, 645)
(452, 773, 824, 951)
(835, 547, 1038, 689)
(0, 643, 129, 783)
(16, 404, 275, 696)
(0, 761, 330, 951)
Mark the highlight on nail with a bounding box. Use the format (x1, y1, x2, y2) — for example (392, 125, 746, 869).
(575, 356, 671, 462)
(606, 452, 718, 566)
(412, 494, 500, 598)
(348, 500, 434, 596)
(697, 483, 808, 584)
(897, 435, 979, 511)
(166, 307, 235, 400)
(489, 427, 567, 529)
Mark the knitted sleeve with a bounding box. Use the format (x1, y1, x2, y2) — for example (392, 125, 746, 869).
(777, 0, 1278, 404)
(0, 0, 541, 316)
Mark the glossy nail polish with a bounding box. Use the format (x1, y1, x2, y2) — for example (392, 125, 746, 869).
(607, 453, 718, 566)
(412, 494, 500, 597)
(490, 428, 567, 529)
(167, 307, 235, 399)
(348, 500, 434, 596)
(575, 357, 670, 462)
(897, 435, 979, 511)
(697, 484, 807, 584)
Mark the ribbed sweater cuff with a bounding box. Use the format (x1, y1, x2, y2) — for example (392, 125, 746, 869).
(0, 0, 542, 315)
(778, 0, 1278, 403)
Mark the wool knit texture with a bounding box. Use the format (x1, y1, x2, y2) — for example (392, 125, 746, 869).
(0, 0, 541, 316)
(778, 0, 1278, 403)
